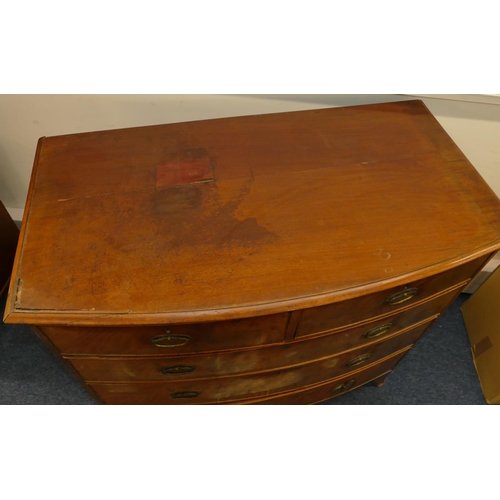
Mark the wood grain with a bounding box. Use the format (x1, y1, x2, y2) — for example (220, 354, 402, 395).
(5, 100, 500, 325)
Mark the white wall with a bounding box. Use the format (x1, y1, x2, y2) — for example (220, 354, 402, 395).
(1, 94, 500, 221)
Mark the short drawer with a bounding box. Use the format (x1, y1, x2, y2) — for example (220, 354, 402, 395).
(293, 284, 461, 345)
(39, 312, 289, 355)
(241, 349, 410, 405)
(89, 319, 430, 404)
(296, 255, 488, 338)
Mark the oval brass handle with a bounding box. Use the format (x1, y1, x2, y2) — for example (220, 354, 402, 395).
(384, 287, 418, 306)
(171, 391, 201, 400)
(332, 379, 356, 392)
(363, 323, 393, 339)
(346, 353, 371, 367)
(150, 334, 191, 348)
(161, 365, 196, 375)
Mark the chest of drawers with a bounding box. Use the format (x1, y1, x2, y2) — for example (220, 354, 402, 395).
(4, 100, 500, 404)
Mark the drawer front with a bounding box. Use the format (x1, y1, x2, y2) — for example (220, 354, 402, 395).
(296, 256, 487, 338)
(89, 320, 430, 404)
(290, 284, 460, 348)
(67, 294, 446, 382)
(39, 312, 289, 355)
(241, 349, 409, 405)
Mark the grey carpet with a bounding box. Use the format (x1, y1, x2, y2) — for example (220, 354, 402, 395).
(0, 293, 485, 405)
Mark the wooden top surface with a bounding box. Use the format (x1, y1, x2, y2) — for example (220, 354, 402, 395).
(5, 100, 500, 325)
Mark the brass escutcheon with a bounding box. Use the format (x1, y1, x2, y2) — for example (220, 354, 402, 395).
(363, 323, 393, 339)
(346, 353, 372, 367)
(384, 287, 418, 306)
(150, 334, 191, 348)
(171, 391, 201, 399)
(333, 379, 356, 392)
(161, 365, 196, 375)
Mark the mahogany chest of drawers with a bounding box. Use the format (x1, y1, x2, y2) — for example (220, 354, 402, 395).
(4, 100, 500, 404)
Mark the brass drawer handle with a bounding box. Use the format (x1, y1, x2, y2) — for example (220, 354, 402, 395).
(333, 379, 356, 392)
(150, 334, 191, 348)
(384, 287, 418, 306)
(161, 365, 196, 375)
(363, 323, 393, 339)
(171, 391, 201, 400)
(346, 353, 371, 367)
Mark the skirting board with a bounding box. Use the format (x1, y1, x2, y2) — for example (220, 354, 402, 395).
(5, 207, 24, 222)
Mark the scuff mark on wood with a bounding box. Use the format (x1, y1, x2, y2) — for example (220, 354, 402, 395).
(14, 278, 23, 308)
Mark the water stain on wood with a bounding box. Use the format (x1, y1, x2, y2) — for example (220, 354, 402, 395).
(151, 174, 278, 250)
(219, 217, 278, 247)
(152, 184, 204, 215)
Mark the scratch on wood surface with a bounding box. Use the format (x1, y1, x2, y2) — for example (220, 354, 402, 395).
(14, 279, 23, 308)
(318, 132, 332, 149)
(374, 249, 391, 261)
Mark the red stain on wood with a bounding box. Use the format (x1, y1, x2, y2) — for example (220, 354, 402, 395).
(156, 156, 214, 189)
(156, 150, 214, 188)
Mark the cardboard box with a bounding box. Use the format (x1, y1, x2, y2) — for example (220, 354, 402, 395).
(461, 266, 500, 404)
